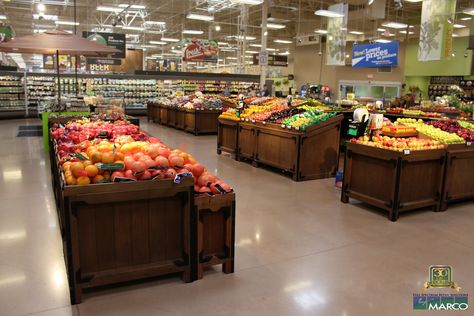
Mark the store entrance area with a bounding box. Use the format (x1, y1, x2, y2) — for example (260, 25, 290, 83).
(1, 117, 473, 316)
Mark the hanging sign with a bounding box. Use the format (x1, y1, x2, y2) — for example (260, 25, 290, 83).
(183, 39, 219, 62)
(0, 26, 14, 43)
(326, 3, 348, 66)
(352, 42, 399, 67)
(418, 0, 456, 61)
(82, 32, 126, 59)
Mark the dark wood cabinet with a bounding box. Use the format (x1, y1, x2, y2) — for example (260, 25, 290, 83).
(217, 118, 239, 157)
(255, 126, 299, 171)
(238, 123, 257, 159)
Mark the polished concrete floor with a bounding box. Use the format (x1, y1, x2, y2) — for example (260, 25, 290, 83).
(0, 118, 473, 316)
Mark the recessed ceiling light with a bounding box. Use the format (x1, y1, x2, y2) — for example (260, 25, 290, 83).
(186, 13, 214, 21)
(215, 25, 221, 31)
(161, 37, 180, 42)
(314, 9, 344, 18)
(315, 29, 328, 34)
(461, 17, 472, 21)
(274, 39, 292, 44)
(182, 29, 204, 34)
(349, 31, 364, 35)
(37, 3, 46, 12)
(453, 24, 466, 28)
(382, 21, 408, 29)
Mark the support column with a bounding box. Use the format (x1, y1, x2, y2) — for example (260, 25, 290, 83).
(260, 0, 268, 91)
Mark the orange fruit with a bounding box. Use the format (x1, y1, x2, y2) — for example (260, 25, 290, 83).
(102, 171, 111, 181)
(86, 146, 97, 156)
(77, 176, 90, 185)
(90, 151, 102, 163)
(65, 176, 77, 186)
(82, 160, 93, 167)
(114, 152, 124, 162)
(63, 161, 72, 170)
(92, 174, 105, 184)
(85, 165, 99, 178)
(102, 152, 115, 164)
(70, 162, 84, 178)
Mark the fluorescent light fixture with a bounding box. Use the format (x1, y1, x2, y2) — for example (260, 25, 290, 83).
(266, 48, 276, 51)
(122, 26, 144, 31)
(118, 4, 146, 9)
(245, 50, 259, 54)
(453, 24, 466, 28)
(314, 10, 345, 18)
(37, 3, 46, 12)
(34, 29, 47, 33)
(461, 17, 472, 21)
(226, 35, 256, 40)
(404, 0, 423, 2)
(96, 5, 123, 12)
(349, 31, 364, 35)
(141, 44, 159, 48)
(226, 57, 237, 59)
(463, 8, 474, 15)
(382, 21, 408, 29)
(218, 41, 229, 46)
(215, 25, 221, 31)
(399, 30, 414, 34)
(186, 13, 214, 21)
(221, 48, 236, 52)
(266, 23, 286, 29)
(144, 21, 166, 26)
(182, 29, 204, 34)
(149, 41, 166, 45)
(273, 39, 292, 44)
(55, 20, 80, 26)
(33, 14, 57, 20)
(0, 15, 6, 20)
(377, 28, 386, 32)
(452, 33, 459, 37)
(249, 44, 261, 47)
(171, 49, 182, 54)
(278, 51, 290, 55)
(374, 39, 391, 43)
(161, 37, 180, 42)
(315, 29, 328, 34)
(230, 0, 263, 5)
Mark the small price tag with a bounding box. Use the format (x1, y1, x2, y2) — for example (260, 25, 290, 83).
(403, 149, 410, 155)
(467, 141, 472, 146)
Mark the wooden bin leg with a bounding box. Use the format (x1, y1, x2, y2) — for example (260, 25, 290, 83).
(341, 149, 351, 203)
(222, 200, 236, 274)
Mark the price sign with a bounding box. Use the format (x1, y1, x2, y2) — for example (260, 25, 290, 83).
(259, 51, 268, 66)
(403, 149, 410, 155)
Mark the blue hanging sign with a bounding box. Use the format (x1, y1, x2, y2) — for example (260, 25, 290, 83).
(352, 41, 399, 67)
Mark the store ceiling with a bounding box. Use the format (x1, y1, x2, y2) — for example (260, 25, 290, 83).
(0, 0, 473, 66)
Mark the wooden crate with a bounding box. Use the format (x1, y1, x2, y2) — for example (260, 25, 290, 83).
(217, 118, 239, 157)
(184, 109, 221, 135)
(194, 193, 235, 279)
(151, 103, 161, 123)
(159, 106, 168, 125)
(440, 143, 474, 211)
(236, 115, 343, 181)
(341, 142, 446, 221)
(59, 176, 195, 304)
(176, 108, 185, 130)
(147, 102, 153, 120)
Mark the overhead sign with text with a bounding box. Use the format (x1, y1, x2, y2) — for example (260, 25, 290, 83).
(183, 39, 219, 62)
(352, 41, 399, 67)
(82, 32, 126, 59)
(252, 54, 288, 67)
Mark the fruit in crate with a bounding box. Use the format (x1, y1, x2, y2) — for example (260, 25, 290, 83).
(282, 110, 336, 130)
(402, 109, 423, 116)
(386, 107, 404, 114)
(427, 119, 474, 142)
(396, 118, 465, 144)
(52, 118, 233, 195)
(219, 108, 240, 121)
(381, 125, 417, 137)
(350, 135, 445, 151)
(459, 120, 474, 131)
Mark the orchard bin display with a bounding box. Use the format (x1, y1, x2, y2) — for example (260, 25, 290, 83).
(49, 117, 235, 304)
(148, 94, 224, 135)
(218, 103, 343, 181)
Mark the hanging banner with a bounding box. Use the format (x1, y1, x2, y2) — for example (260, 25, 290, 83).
(418, 0, 456, 61)
(326, 3, 348, 66)
(352, 42, 399, 67)
(82, 32, 126, 59)
(183, 39, 219, 62)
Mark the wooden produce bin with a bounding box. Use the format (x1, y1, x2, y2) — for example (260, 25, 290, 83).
(217, 118, 239, 157)
(184, 109, 221, 135)
(159, 105, 168, 125)
(176, 108, 185, 130)
(341, 142, 446, 221)
(194, 193, 235, 279)
(60, 176, 195, 304)
(168, 107, 177, 127)
(149, 103, 161, 123)
(236, 115, 343, 181)
(440, 143, 474, 211)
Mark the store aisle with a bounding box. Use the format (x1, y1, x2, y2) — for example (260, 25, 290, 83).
(1, 118, 474, 316)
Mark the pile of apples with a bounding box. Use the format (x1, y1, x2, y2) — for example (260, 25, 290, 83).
(427, 119, 474, 142)
(396, 118, 465, 144)
(350, 135, 445, 151)
(53, 120, 233, 195)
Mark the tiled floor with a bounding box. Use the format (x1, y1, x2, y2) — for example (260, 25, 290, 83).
(0, 118, 473, 316)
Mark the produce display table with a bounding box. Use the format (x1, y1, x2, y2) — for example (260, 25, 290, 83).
(148, 103, 221, 135)
(440, 143, 474, 211)
(218, 115, 343, 181)
(42, 112, 89, 153)
(341, 142, 446, 221)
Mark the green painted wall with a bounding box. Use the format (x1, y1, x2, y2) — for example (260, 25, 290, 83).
(404, 38, 472, 76)
(404, 76, 431, 98)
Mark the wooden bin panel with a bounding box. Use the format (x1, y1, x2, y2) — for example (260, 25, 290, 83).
(168, 108, 177, 127)
(176, 110, 185, 130)
(345, 151, 397, 209)
(238, 124, 256, 159)
(195, 112, 219, 134)
(152, 105, 161, 123)
(184, 111, 196, 132)
(441, 146, 474, 209)
(255, 128, 298, 171)
(160, 107, 168, 125)
(299, 122, 340, 180)
(217, 119, 239, 155)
